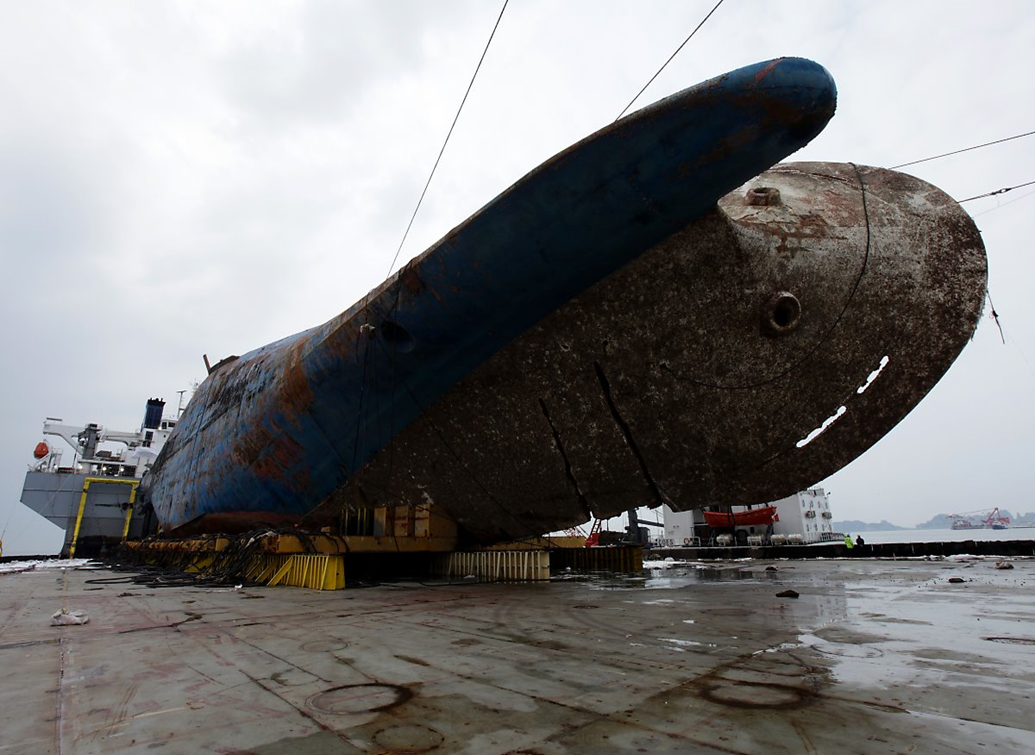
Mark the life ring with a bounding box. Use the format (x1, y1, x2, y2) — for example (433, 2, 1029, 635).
(683, 537, 691, 545)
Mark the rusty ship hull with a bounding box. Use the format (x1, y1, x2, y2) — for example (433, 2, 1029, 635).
(344, 162, 986, 542)
(143, 57, 840, 536)
(143, 57, 985, 544)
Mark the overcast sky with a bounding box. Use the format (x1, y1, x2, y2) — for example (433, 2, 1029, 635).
(2, 1, 1033, 555)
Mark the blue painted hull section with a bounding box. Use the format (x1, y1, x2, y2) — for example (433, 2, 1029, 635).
(144, 58, 837, 533)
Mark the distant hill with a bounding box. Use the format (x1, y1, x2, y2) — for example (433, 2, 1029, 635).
(915, 514, 954, 530)
(833, 519, 908, 532)
(834, 510, 1035, 531)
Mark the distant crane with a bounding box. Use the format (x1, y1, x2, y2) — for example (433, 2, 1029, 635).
(624, 507, 664, 545)
(949, 507, 1011, 530)
(983, 508, 1011, 529)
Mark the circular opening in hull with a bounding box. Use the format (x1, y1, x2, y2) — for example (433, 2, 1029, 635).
(762, 292, 801, 336)
(379, 320, 416, 353)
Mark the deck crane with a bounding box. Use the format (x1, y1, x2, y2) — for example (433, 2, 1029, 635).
(585, 508, 663, 546)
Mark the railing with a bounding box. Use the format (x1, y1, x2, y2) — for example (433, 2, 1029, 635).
(69, 477, 140, 558)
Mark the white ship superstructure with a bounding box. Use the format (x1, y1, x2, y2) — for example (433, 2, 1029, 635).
(659, 487, 836, 546)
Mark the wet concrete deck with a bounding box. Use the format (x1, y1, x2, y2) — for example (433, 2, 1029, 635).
(1, 558, 1033, 754)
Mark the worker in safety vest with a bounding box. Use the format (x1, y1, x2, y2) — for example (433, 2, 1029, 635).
(843, 534, 854, 549)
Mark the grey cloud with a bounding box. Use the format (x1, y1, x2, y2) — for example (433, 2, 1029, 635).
(215, 0, 480, 132)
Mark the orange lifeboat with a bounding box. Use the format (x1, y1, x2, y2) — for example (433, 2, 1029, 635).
(702, 505, 778, 528)
(33, 441, 50, 459)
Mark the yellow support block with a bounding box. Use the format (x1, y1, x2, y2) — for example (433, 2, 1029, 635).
(266, 558, 295, 587)
(261, 554, 344, 590)
(433, 550, 551, 582)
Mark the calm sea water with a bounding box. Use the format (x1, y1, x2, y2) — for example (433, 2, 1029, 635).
(851, 527, 1035, 545)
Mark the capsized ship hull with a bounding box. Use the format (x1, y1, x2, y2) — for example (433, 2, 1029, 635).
(143, 57, 840, 536)
(345, 162, 985, 542)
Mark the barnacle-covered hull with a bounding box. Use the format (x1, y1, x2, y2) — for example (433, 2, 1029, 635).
(143, 57, 984, 543)
(343, 162, 987, 542)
